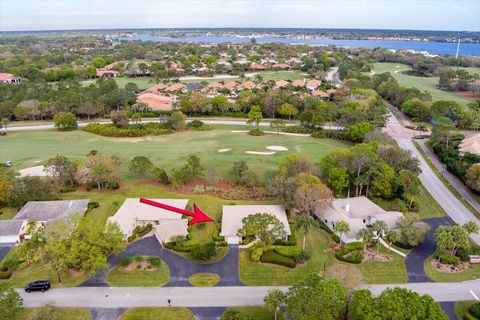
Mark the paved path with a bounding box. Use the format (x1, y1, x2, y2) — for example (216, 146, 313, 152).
(405, 217, 453, 282)
(17, 280, 480, 308)
(416, 139, 480, 213)
(80, 236, 243, 287)
(440, 302, 458, 320)
(384, 112, 480, 244)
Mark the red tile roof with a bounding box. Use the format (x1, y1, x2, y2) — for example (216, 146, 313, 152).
(272, 63, 290, 69)
(306, 79, 322, 89)
(291, 80, 305, 87)
(312, 90, 329, 98)
(275, 80, 289, 88)
(223, 81, 238, 90)
(0, 73, 19, 81)
(144, 83, 168, 93)
(96, 69, 119, 77)
(250, 63, 267, 70)
(240, 81, 256, 89)
(137, 92, 174, 111)
(207, 82, 223, 88)
(165, 83, 186, 92)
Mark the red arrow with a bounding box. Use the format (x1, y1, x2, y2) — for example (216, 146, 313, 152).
(139, 198, 215, 226)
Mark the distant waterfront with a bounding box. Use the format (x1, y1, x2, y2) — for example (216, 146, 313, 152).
(116, 34, 480, 56)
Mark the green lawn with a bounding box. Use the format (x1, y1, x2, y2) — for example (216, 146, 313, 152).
(187, 273, 220, 286)
(12, 308, 91, 320)
(106, 257, 170, 287)
(454, 67, 480, 76)
(372, 63, 472, 105)
(373, 184, 447, 219)
(0, 207, 18, 220)
(424, 255, 480, 282)
(120, 307, 195, 320)
(455, 301, 478, 319)
(223, 306, 283, 320)
(357, 244, 408, 284)
(239, 227, 335, 285)
(0, 127, 348, 182)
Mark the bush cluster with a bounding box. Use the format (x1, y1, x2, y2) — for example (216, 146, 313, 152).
(190, 242, 216, 261)
(250, 247, 264, 262)
(274, 233, 297, 246)
(86, 181, 119, 191)
(248, 128, 265, 136)
(83, 123, 173, 137)
(186, 120, 213, 131)
(127, 224, 153, 242)
(274, 247, 310, 263)
(437, 253, 461, 266)
(260, 250, 296, 268)
(335, 242, 364, 264)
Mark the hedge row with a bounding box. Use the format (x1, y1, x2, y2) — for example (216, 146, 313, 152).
(335, 241, 364, 264)
(260, 250, 296, 268)
(127, 224, 153, 242)
(83, 123, 173, 137)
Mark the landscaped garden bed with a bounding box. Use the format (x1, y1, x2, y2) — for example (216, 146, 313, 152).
(106, 256, 170, 287)
(187, 273, 220, 287)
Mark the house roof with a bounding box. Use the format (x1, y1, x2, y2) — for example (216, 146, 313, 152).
(459, 133, 480, 156)
(223, 81, 238, 90)
(0, 220, 25, 237)
(306, 79, 321, 88)
(314, 196, 403, 239)
(144, 83, 168, 93)
(220, 205, 291, 237)
(240, 81, 256, 89)
(275, 80, 289, 88)
(137, 92, 174, 111)
(272, 63, 290, 69)
(153, 220, 188, 243)
(96, 69, 119, 77)
(0, 73, 19, 81)
(326, 89, 337, 95)
(165, 83, 186, 92)
(251, 63, 267, 70)
(108, 198, 189, 236)
(207, 82, 223, 88)
(184, 82, 202, 91)
(291, 80, 305, 87)
(14, 200, 90, 222)
(312, 90, 329, 98)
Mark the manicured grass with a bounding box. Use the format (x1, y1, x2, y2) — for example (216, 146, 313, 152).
(174, 246, 228, 263)
(373, 184, 447, 219)
(4, 260, 88, 288)
(187, 273, 220, 286)
(373, 63, 472, 105)
(455, 301, 478, 319)
(357, 244, 408, 284)
(0, 207, 18, 220)
(454, 67, 480, 75)
(223, 306, 284, 320)
(424, 255, 480, 282)
(12, 308, 91, 320)
(106, 257, 170, 287)
(0, 127, 348, 182)
(120, 307, 195, 320)
(239, 227, 335, 285)
(413, 141, 479, 218)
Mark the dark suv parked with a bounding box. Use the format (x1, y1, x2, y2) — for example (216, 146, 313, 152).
(24, 280, 50, 293)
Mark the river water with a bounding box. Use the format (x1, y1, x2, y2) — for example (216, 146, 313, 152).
(116, 34, 480, 56)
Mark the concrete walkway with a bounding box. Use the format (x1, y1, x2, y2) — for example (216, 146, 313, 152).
(416, 139, 480, 214)
(80, 236, 243, 287)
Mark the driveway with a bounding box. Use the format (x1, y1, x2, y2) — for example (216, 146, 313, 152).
(405, 216, 453, 282)
(80, 236, 243, 287)
(0, 244, 14, 262)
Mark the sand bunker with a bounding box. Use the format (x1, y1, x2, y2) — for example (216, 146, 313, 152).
(231, 130, 249, 133)
(266, 146, 288, 151)
(245, 151, 276, 155)
(218, 148, 231, 153)
(19, 165, 47, 177)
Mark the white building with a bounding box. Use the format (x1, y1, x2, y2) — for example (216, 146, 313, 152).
(107, 198, 189, 243)
(314, 196, 404, 243)
(0, 220, 27, 244)
(220, 205, 291, 244)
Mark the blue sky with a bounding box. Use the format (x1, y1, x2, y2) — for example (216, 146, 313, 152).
(0, 0, 479, 32)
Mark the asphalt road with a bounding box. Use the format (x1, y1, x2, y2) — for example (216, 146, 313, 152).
(385, 112, 480, 244)
(17, 281, 480, 308)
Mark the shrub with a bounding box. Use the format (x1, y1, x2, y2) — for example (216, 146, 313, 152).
(127, 235, 136, 242)
(335, 249, 363, 264)
(274, 233, 297, 246)
(186, 119, 204, 129)
(0, 270, 12, 279)
(294, 249, 311, 263)
(343, 242, 364, 251)
(282, 125, 315, 134)
(463, 312, 479, 320)
(311, 131, 325, 139)
(273, 246, 300, 258)
(217, 240, 228, 247)
(83, 123, 173, 137)
(147, 256, 162, 267)
(152, 167, 170, 185)
(87, 201, 99, 210)
(191, 242, 216, 261)
(250, 247, 264, 262)
(260, 250, 296, 268)
(437, 253, 460, 266)
(248, 128, 265, 136)
(119, 257, 132, 267)
(468, 303, 480, 319)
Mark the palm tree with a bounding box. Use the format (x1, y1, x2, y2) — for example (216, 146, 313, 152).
(356, 227, 374, 253)
(385, 230, 400, 253)
(371, 220, 389, 253)
(463, 221, 479, 234)
(293, 215, 314, 250)
(263, 289, 285, 320)
(333, 220, 350, 246)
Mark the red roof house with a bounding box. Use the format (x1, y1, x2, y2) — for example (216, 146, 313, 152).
(0, 73, 21, 83)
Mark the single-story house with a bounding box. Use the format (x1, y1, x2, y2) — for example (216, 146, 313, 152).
(165, 83, 187, 92)
(107, 198, 189, 243)
(0, 72, 21, 83)
(272, 63, 291, 70)
(144, 83, 168, 93)
(314, 196, 404, 243)
(306, 79, 322, 90)
(136, 92, 174, 111)
(240, 81, 256, 90)
(291, 79, 305, 87)
(220, 205, 291, 244)
(312, 90, 329, 99)
(250, 63, 267, 71)
(181, 82, 202, 93)
(207, 82, 224, 92)
(0, 220, 27, 244)
(96, 69, 119, 78)
(14, 200, 90, 224)
(458, 133, 480, 156)
(275, 80, 289, 89)
(223, 81, 238, 91)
